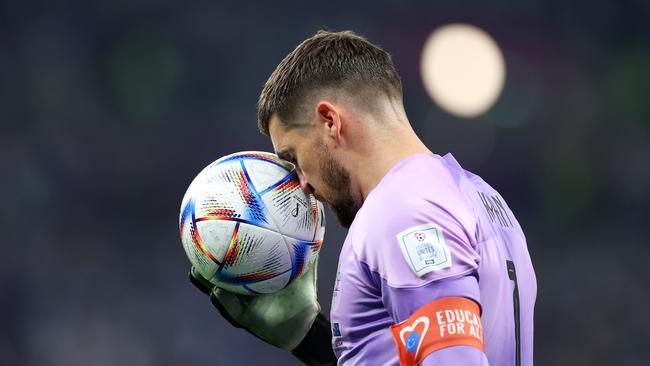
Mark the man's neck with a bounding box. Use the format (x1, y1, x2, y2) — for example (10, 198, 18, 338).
(351, 125, 432, 200)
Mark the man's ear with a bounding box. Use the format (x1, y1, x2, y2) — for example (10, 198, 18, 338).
(315, 101, 343, 145)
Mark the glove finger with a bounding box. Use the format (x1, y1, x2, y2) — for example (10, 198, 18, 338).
(308, 254, 319, 287)
(210, 288, 246, 329)
(293, 254, 318, 295)
(189, 267, 213, 295)
(211, 290, 283, 347)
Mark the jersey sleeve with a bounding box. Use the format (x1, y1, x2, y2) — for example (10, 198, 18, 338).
(353, 170, 480, 289)
(380, 273, 489, 365)
(421, 346, 489, 366)
(349, 162, 488, 364)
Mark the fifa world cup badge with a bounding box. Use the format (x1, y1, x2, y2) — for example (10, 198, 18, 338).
(396, 223, 452, 277)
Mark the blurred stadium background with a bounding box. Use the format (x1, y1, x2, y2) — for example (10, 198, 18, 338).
(1, 0, 649, 365)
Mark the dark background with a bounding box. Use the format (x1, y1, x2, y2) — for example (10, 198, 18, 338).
(1, 0, 649, 365)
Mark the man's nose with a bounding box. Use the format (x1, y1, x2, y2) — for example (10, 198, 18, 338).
(296, 170, 314, 196)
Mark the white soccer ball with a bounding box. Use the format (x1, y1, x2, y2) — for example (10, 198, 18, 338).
(179, 151, 325, 295)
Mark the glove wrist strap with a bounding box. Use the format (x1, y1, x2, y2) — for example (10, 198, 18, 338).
(291, 312, 337, 366)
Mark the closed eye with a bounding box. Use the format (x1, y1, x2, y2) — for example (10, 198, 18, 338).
(276, 150, 297, 170)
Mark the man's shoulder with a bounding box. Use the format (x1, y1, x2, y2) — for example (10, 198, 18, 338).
(345, 155, 479, 287)
(351, 154, 474, 241)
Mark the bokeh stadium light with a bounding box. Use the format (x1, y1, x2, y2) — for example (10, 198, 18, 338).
(421, 24, 506, 118)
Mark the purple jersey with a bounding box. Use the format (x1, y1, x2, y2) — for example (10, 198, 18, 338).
(330, 153, 536, 365)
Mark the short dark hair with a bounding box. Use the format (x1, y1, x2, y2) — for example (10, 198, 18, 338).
(257, 30, 403, 135)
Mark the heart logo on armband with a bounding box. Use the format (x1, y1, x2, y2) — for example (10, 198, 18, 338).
(399, 316, 430, 357)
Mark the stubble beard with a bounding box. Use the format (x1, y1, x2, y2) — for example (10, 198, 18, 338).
(317, 144, 359, 229)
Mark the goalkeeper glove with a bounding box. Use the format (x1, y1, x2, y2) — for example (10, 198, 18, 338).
(189, 257, 336, 365)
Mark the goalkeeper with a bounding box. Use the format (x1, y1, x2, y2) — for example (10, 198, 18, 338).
(190, 30, 537, 366)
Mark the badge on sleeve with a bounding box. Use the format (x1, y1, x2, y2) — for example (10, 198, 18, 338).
(396, 223, 452, 277)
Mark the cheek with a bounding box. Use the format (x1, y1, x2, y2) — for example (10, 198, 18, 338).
(299, 156, 325, 190)
(297, 149, 317, 176)
(300, 163, 320, 187)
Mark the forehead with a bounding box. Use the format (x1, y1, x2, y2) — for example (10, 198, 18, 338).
(268, 115, 293, 156)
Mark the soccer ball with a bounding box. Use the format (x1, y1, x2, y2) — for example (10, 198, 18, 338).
(179, 151, 325, 295)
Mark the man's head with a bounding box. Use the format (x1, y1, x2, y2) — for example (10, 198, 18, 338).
(257, 30, 405, 228)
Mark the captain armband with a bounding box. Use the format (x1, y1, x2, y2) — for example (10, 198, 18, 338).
(389, 297, 484, 366)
